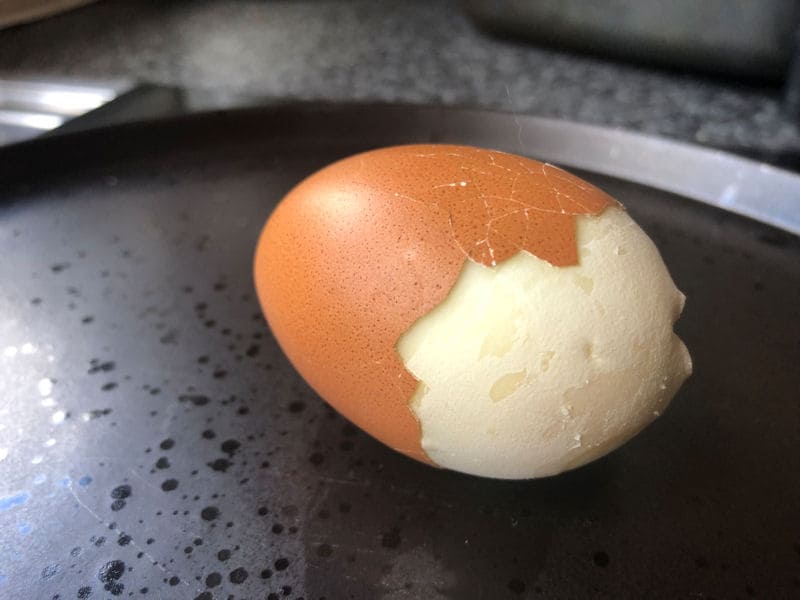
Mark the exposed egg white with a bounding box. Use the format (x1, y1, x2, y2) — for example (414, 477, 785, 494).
(397, 207, 692, 479)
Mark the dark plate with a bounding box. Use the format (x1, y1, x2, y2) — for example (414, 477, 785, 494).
(1, 104, 798, 600)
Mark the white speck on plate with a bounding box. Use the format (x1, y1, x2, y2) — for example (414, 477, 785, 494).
(37, 378, 53, 396)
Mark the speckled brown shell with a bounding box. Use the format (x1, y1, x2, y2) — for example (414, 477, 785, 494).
(254, 144, 614, 464)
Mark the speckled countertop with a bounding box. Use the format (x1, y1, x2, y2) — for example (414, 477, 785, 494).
(1, 0, 799, 163)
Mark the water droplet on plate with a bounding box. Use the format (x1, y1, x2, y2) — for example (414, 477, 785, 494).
(37, 378, 53, 396)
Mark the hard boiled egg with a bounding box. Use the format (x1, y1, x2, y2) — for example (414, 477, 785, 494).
(254, 144, 692, 479)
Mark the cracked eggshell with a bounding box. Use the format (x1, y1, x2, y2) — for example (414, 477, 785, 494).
(254, 144, 691, 478)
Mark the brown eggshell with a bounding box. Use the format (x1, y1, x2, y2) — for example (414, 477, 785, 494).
(254, 144, 614, 464)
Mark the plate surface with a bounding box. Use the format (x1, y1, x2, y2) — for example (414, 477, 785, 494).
(1, 105, 798, 599)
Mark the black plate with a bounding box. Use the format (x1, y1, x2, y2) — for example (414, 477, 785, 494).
(1, 105, 799, 600)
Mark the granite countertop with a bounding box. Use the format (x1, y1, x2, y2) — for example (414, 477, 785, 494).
(1, 0, 798, 164)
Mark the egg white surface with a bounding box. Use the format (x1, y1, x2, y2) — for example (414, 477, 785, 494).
(397, 207, 692, 478)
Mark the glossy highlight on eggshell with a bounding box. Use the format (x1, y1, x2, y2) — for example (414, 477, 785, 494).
(253, 144, 615, 466)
